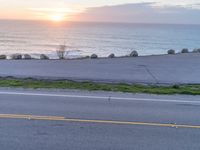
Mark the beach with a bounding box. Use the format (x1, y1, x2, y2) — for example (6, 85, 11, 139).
(0, 53, 199, 85)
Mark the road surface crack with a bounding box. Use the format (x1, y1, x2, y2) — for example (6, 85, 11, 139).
(139, 65, 159, 84)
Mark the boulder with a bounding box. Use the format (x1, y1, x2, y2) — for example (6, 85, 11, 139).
(91, 54, 98, 59)
(130, 51, 138, 57)
(0, 55, 6, 59)
(40, 54, 49, 60)
(108, 53, 115, 58)
(11, 54, 22, 60)
(23, 54, 32, 59)
(167, 49, 175, 55)
(181, 48, 189, 53)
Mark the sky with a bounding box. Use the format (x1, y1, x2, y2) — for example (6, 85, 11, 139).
(0, 0, 200, 24)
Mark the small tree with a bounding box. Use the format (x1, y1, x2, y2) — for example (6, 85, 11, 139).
(57, 45, 67, 59)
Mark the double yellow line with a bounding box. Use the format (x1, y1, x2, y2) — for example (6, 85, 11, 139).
(0, 114, 200, 129)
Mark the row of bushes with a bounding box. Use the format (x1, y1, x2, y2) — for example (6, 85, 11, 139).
(90, 50, 139, 59)
(0, 54, 50, 60)
(167, 48, 200, 55)
(0, 50, 139, 60)
(2, 48, 199, 60)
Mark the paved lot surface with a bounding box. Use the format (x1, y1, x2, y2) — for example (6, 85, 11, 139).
(0, 88, 200, 150)
(0, 53, 200, 84)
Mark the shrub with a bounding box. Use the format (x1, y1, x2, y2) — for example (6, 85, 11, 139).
(193, 48, 200, 53)
(11, 54, 22, 60)
(181, 48, 189, 53)
(0, 55, 6, 59)
(23, 54, 32, 60)
(57, 45, 66, 59)
(108, 53, 115, 58)
(130, 50, 139, 57)
(91, 54, 98, 59)
(167, 49, 175, 55)
(40, 54, 49, 60)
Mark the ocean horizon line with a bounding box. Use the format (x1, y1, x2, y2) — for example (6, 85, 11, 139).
(0, 19, 200, 26)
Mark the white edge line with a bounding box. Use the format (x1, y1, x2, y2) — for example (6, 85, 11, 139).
(0, 91, 199, 104)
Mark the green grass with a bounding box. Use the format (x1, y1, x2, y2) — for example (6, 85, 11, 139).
(0, 78, 200, 95)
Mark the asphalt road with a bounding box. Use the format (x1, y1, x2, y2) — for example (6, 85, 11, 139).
(0, 88, 200, 150)
(0, 53, 200, 85)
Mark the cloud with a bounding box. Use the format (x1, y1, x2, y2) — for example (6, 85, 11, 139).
(74, 2, 200, 24)
(27, 7, 83, 20)
(28, 8, 79, 14)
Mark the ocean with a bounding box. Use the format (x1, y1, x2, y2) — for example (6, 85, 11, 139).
(0, 20, 200, 58)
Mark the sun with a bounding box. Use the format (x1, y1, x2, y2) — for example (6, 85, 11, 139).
(50, 15, 64, 22)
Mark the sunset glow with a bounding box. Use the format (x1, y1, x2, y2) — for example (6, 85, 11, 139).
(27, 7, 73, 21)
(50, 15, 64, 22)
(0, 0, 199, 22)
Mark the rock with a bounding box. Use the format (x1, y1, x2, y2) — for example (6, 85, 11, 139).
(167, 49, 175, 55)
(91, 54, 98, 59)
(23, 54, 32, 59)
(11, 54, 22, 60)
(108, 53, 115, 58)
(40, 54, 49, 60)
(181, 48, 189, 53)
(130, 51, 138, 57)
(193, 48, 200, 53)
(0, 55, 6, 59)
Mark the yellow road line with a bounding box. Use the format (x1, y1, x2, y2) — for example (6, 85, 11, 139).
(0, 114, 199, 129)
(0, 114, 65, 120)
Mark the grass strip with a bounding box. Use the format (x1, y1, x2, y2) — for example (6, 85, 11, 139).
(0, 79, 200, 95)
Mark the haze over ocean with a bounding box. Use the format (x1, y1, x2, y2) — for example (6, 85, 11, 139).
(0, 20, 200, 58)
